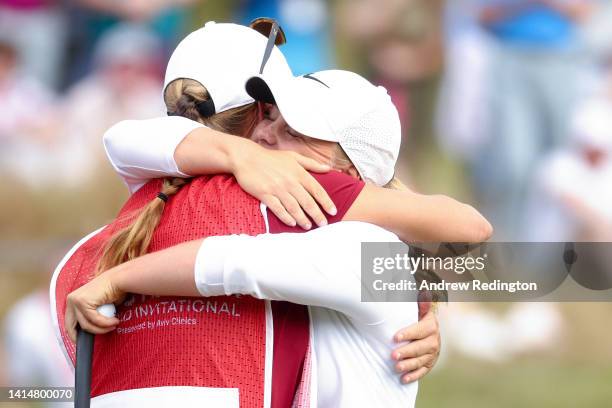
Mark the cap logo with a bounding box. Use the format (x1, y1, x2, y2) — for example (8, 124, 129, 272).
(303, 73, 330, 88)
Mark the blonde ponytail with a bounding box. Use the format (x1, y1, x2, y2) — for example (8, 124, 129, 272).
(96, 178, 186, 275)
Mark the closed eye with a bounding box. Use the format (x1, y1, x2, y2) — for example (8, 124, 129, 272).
(262, 107, 272, 120)
(286, 127, 302, 138)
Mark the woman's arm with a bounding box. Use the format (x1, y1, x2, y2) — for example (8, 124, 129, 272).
(103, 116, 336, 228)
(65, 222, 402, 341)
(64, 239, 202, 342)
(193, 223, 404, 322)
(344, 184, 493, 243)
(103, 117, 200, 193)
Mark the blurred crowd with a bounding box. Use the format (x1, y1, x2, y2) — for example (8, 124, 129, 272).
(437, 0, 612, 243)
(1, 0, 612, 398)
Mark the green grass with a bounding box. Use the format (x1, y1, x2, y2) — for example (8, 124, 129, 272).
(418, 357, 612, 408)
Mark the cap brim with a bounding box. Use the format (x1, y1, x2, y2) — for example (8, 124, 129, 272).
(246, 76, 276, 104)
(246, 74, 341, 143)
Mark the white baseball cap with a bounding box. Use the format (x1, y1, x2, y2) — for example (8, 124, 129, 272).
(164, 21, 292, 114)
(246, 69, 402, 186)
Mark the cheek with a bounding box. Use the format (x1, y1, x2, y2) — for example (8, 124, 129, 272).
(276, 137, 305, 153)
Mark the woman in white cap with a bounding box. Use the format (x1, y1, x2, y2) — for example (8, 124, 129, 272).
(53, 21, 347, 408)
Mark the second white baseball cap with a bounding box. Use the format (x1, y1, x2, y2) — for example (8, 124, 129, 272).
(246, 70, 402, 186)
(164, 21, 292, 114)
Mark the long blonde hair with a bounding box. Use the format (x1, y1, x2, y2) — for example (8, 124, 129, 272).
(96, 79, 257, 275)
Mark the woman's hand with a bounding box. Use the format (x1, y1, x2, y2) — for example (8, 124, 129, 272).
(391, 301, 441, 383)
(64, 271, 124, 344)
(230, 144, 337, 230)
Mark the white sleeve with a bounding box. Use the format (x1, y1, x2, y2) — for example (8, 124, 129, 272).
(194, 221, 406, 325)
(103, 116, 204, 194)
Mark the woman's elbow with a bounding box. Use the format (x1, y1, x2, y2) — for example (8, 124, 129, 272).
(103, 120, 135, 167)
(103, 122, 125, 157)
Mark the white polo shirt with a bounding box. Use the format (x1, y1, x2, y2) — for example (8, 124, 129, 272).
(195, 221, 419, 407)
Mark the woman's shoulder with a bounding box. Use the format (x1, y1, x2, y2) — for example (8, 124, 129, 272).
(311, 170, 365, 220)
(266, 171, 366, 234)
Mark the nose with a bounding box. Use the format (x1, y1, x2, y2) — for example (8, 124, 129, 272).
(252, 119, 281, 148)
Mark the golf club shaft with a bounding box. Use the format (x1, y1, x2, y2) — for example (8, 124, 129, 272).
(75, 327, 94, 408)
